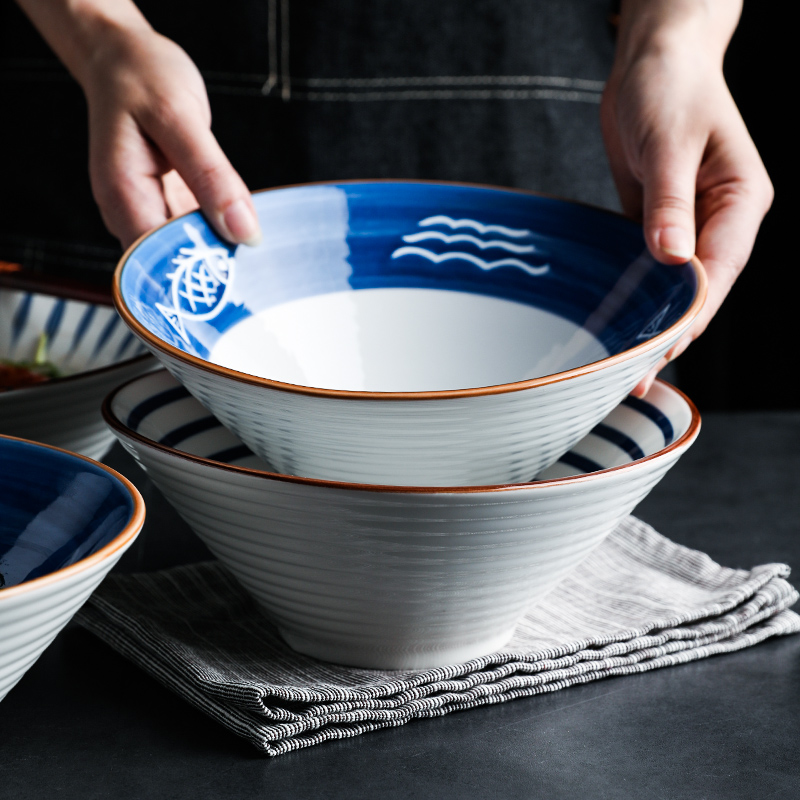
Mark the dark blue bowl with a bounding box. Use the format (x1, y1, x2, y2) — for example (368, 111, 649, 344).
(0, 436, 140, 590)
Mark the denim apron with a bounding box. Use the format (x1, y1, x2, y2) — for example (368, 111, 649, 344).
(0, 0, 618, 279)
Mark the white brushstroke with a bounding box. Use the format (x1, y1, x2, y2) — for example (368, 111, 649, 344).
(419, 215, 532, 238)
(391, 246, 549, 276)
(156, 222, 235, 344)
(402, 231, 536, 254)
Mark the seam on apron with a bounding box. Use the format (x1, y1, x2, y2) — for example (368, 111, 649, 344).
(261, 0, 279, 96)
(294, 88, 602, 102)
(281, 0, 291, 100)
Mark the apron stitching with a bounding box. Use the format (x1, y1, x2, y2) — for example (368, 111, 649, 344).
(295, 76, 605, 90)
(261, 0, 279, 96)
(280, 0, 291, 101)
(293, 87, 602, 103)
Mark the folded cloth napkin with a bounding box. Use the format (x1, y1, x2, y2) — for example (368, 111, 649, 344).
(76, 516, 800, 757)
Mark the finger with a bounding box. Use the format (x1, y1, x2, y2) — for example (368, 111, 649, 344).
(161, 169, 199, 218)
(139, 104, 261, 246)
(88, 113, 172, 248)
(600, 84, 644, 221)
(631, 364, 661, 399)
(687, 172, 773, 339)
(640, 132, 703, 265)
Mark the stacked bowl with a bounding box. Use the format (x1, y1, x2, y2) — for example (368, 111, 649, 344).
(109, 180, 706, 668)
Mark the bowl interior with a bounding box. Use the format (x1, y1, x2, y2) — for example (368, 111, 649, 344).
(107, 370, 694, 485)
(118, 182, 699, 392)
(0, 289, 147, 383)
(0, 438, 137, 590)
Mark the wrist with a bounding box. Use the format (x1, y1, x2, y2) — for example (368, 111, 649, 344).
(14, 0, 152, 88)
(615, 0, 742, 70)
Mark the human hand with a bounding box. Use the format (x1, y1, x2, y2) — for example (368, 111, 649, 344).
(600, 0, 773, 396)
(78, 23, 261, 250)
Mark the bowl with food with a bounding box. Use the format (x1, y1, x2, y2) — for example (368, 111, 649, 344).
(114, 180, 706, 485)
(104, 368, 700, 670)
(0, 434, 144, 703)
(0, 287, 155, 460)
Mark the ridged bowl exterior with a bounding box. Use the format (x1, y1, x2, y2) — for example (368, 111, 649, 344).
(156, 342, 673, 486)
(0, 547, 131, 702)
(107, 371, 699, 669)
(1, 359, 155, 460)
(116, 445, 681, 669)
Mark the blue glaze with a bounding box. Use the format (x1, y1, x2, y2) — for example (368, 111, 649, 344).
(0, 438, 135, 589)
(119, 182, 698, 366)
(591, 423, 646, 461)
(70, 304, 97, 354)
(621, 395, 674, 445)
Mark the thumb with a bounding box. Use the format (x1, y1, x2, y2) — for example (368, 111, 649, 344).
(641, 134, 702, 264)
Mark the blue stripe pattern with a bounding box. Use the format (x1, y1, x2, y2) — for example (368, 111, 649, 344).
(159, 416, 221, 448)
(11, 293, 32, 345)
(557, 452, 603, 474)
(621, 395, 674, 445)
(122, 376, 678, 478)
(44, 300, 66, 341)
(126, 386, 191, 431)
(93, 314, 120, 357)
(114, 331, 137, 360)
(70, 304, 97, 355)
(591, 423, 646, 460)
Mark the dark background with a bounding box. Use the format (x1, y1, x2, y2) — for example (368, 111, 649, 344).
(676, 2, 792, 411)
(0, 1, 790, 411)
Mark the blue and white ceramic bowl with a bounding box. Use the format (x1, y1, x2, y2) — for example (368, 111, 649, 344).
(0, 289, 155, 459)
(0, 435, 144, 703)
(104, 369, 700, 670)
(115, 181, 706, 486)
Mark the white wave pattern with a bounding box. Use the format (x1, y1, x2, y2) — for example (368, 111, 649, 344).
(402, 231, 536, 254)
(419, 215, 532, 238)
(392, 215, 549, 276)
(391, 246, 549, 276)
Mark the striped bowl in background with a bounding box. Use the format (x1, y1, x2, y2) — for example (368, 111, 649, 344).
(1, 289, 154, 460)
(104, 369, 700, 670)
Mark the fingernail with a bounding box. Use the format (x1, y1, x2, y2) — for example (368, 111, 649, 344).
(658, 227, 694, 261)
(221, 198, 262, 246)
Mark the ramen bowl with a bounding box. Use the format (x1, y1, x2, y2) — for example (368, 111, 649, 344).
(0, 435, 144, 703)
(114, 181, 705, 485)
(0, 288, 154, 459)
(104, 369, 700, 670)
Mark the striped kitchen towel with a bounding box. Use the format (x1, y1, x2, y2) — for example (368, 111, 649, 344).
(76, 516, 800, 757)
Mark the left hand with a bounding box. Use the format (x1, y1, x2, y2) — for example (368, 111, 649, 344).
(600, 0, 773, 396)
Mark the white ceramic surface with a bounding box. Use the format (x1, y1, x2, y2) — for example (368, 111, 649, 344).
(209, 288, 609, 392)
(0, 289, 155, 459)
(115, 181, 707, 486)
(105, 369, 700, 670)
(0, 437, 145, 704)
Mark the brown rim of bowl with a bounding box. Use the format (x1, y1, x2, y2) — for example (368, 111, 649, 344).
(0, 435, 146, 600)
(102, 371, 701, 495)
(112, 179, 708, 402)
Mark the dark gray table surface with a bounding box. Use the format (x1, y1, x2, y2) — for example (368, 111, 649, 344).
(2, 412, 799, 799)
